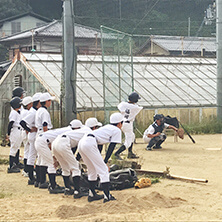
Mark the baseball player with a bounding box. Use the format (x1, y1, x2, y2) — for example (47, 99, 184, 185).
(7, 97, 23, 173)
(10, 87, 25, 168)
(114, 92, 143, 160)
(78, 113, 123, 203)
(20, 96, 33, 177)
(52, 117, 102, 198)
(20, 93, 42, 185)
(35, 120, 82, 194)
(34, 92, 54, 189)
(143, 114, 178, 151)
(12, 86, 25, 99)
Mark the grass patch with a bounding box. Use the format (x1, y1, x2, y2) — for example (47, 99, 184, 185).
(183, 118, 222, 134)
(135, 117, 222, 138)
(0, 158, 9, 165)
(0, 191, 12, 199)
(137, 173, 161, 184)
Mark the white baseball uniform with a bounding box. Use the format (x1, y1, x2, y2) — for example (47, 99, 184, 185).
(22, 107, 38, 165)
(78, 124, 121, 183)
(35, 106, 53, 165)
(143, 122, 169, 143)
(35, 126, 72, 174)
(52, 125, 92, 177)
(118, 102, 143, 148)
(20, 108, 29, 160)
(35, 106, 53, 135)
(8, 109, 22, 157)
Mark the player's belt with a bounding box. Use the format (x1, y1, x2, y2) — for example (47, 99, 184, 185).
(62, 135, 67, 138)
(39, 134, 50, 144)
(125, 121, 130, 123)
(87, 134, 95, 138)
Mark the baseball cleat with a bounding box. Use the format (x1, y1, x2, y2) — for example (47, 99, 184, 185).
(103, 194, 116, 203)
(28, 179, 35, 185)
(64, 188, 74, 195)
(127, 152, 139, 159)
(34, 181, 40, 187)
(15, 162, 24, 169)
(146, 146, 152, 151)
(48, 184, 65, 194)
(153, 145, 162, 149)
(73, 190, 88, 199)
(7, 165, 20, 173)
(39, 181, 49, 189)
(88, 194, 104, 202)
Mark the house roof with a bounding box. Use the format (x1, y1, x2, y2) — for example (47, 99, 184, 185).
(0, 52, 217, 109)
(0, 20, 108, 43)
(152, 35, 216, 52)
(137, 35, 216, 55)
(0, 60, 12, 70)
(0, 11, 52, 24)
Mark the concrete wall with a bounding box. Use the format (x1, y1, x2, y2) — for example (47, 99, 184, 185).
(76, 107, 217, 127)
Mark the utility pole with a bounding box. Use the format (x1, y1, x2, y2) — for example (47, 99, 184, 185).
(188, 17, 190, 37)
(62, 0, 77, 125)
(217, 0, 222, 120)
(119, 0, 122, 21)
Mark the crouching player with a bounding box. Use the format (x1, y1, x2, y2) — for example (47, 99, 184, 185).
(52, 117, 102, 198)
(143, 114, 178, 151)
(78, 113, 123, 203)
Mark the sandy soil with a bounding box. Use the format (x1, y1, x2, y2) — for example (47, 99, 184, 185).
(0, 134, 222, 221)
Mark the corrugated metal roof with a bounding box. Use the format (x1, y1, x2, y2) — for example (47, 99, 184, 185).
(20, 53, 62, 102)
(1, 52, 216, 109)
(152, 35, 216, 52)
(0, 60, 11, 69)
(0, 20, 106, 42)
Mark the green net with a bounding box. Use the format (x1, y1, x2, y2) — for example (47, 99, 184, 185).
(101, 26, 134, 122)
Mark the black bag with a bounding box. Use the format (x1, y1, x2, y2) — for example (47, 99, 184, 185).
(70, 168, 137, 191)
(164, 115, 179, 128)
(97, 168, 138, 190)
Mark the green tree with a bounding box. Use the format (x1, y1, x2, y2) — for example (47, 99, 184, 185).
(0, 0, 31, 20)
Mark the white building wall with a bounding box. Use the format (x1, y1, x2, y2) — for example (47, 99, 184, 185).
(0, 15, 47, 37)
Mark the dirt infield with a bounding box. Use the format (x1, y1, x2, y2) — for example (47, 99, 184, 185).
(0, 134, 222, 221)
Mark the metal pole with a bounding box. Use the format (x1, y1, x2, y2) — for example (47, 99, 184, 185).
(217, 0, 222, 120)
(100, 26, 108, 123)
(62, 0, 76, 125)
(188, 17, 190, 37)
(118, 34, 121, 102)
(119, 0, 122, 21)
(130, 35, 134, 91)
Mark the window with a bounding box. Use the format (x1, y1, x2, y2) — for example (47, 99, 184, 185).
(14, 75, 22, 87)
(11, 22, 21, 34)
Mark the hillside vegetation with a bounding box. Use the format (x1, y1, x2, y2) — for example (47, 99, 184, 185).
(0, 0, 215, 36)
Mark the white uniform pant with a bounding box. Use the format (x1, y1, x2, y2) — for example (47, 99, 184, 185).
(143, 135, 151, 144)
(9, 127, 22, 157)
(27, 132, 37, 165)
(78, 135, 109, 183)
(121, 121, 135, 149)
(35, 135, 56, 174)
(52, 135, 81, 177)
(22, 130, 29, 159)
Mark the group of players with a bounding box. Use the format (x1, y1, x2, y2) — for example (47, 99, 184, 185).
(6, 86, 178, 203)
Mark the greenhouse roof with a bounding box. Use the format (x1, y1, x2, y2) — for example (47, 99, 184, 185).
(1, 52, 216, 110)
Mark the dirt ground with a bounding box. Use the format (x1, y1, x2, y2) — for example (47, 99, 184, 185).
(0, 134, 222, 221)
